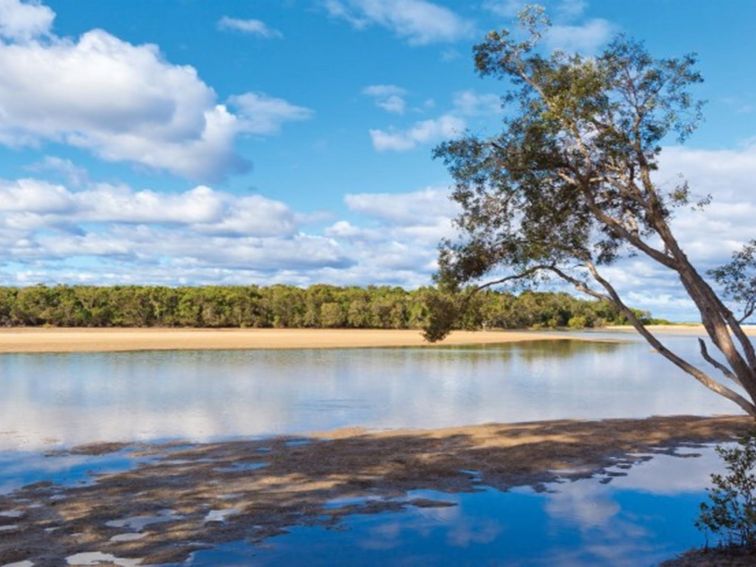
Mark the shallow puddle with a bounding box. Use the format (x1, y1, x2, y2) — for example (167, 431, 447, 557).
(0, 448, 152, 495)
(187, 448, 723, 566)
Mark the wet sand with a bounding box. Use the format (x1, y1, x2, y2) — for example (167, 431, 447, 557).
(0, 327, 599, 354)
(1, 414, 752, 566)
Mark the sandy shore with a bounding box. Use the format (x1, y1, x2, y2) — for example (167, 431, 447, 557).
(0, 327, 595, 354)
(1, 415, 752, 565)
(0, 325, 751, 354)
(607, 324, 756, 335)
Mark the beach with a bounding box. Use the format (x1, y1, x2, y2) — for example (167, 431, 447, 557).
(0, 325, 752, 354)
(0, 327, 596, 354)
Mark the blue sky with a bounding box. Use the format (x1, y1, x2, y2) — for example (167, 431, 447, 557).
(0, 0, 754, 321)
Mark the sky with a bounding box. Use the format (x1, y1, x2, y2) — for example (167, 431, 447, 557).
(0, 0, 754, 321)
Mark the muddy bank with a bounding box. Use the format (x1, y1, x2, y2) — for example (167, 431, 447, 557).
(0, 328, 607, 354)
(0, 414, 752, 565)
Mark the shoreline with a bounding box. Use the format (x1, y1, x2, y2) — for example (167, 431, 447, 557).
(0, 327, 604, 354)
(0, 324, 751, 354)
(607, 324, 756, 335)
(1, 414, 752, 565)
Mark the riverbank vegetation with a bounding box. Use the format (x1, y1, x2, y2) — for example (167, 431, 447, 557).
(0, 284, 664, 329)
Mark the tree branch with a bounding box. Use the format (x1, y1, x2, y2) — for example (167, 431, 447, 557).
(698, 338, 741, 386)
(584, 261, 756, 417)
(582, 190, 678, 269)
(475, 265, 553, 291)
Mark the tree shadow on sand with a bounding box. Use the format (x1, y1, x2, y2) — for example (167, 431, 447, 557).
(0, 415, 751, 566)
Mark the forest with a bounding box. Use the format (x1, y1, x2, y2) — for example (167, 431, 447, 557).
(0, 284, 666, 330)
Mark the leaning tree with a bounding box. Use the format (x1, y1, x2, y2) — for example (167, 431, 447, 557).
(429, 8, 756, 416)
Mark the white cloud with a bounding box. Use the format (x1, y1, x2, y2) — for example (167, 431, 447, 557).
(545, 19, 615, 54)
(482, 0, 526, 18)
(483, 1, 614, 54)
(366, 90, 500, 152)
(345, 187, 457, 226)
(0, 5, 310, 180)
(0, 0, 54, 42)
(0, 176, 458, 289)
(217, 16, 282, 39)
(370, 114, 465, 151)
(363, 84, 408, 114)
(556, 0, 588, 20)
(452, 90, 502, 116)
(324, 0, 473, 45)
(0, 175, 354, 283)
(658, 143, 756, 264)
(0, 178, 297, 237)
(229, 92, 313, 135)
(328, 187, 459, 276)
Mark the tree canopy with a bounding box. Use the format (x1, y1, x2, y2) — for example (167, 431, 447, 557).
(0, 284, 648, 330)
(431, 7, 756, 416)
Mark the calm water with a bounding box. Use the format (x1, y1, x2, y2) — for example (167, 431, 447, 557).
(0, 332, 745, 565)
(0, 332, 745, 450)
(189, 447, 722, 567)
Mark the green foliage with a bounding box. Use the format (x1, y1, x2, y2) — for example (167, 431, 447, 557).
(567, 315, 587, 329)
(709, 240, 756, 324)
(430, 8, 705, 341)
(0, 284, 640, 331)
(420, 288, 460, 342)
(696, 433, 756, 548)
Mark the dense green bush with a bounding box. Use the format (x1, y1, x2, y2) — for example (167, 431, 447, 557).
(0, 284, 660, 330)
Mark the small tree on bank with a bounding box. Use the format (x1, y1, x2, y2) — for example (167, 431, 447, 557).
(428, 8, 756, 417)
(696, 433, 756, 548)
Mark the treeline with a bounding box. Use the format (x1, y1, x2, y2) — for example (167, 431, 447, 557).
(0, 284, 664, 329)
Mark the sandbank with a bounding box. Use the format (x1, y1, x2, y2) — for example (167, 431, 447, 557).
(607, 324, 756, 335)
(0, 327, 598, 354)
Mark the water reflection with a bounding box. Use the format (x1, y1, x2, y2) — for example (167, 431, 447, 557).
(0, 335, 743, 450)
(190, 449, 720, 566)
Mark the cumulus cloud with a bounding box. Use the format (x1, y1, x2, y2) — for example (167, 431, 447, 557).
(363, 84, 407, 114)
(323, 187, 459, 277)
(217, 16, 283, 39)
(229, 92, 313, 135)
(324, 0, 473, 45)
(0, 177, 457, 289)
(545, 19, 615, 54)
(345, 187, 458, 226)
(369, 114, 465, 151)
(659, 143, 756, 263)
(0, 179, 302, 237)
(0, 3, 310, 180)
(0, 0, 53, 41)
(0, 175, 353, 283)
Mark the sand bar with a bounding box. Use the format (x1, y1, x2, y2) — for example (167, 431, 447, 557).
(0, 327, 597, 354)
(607, 324, 756, 335)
